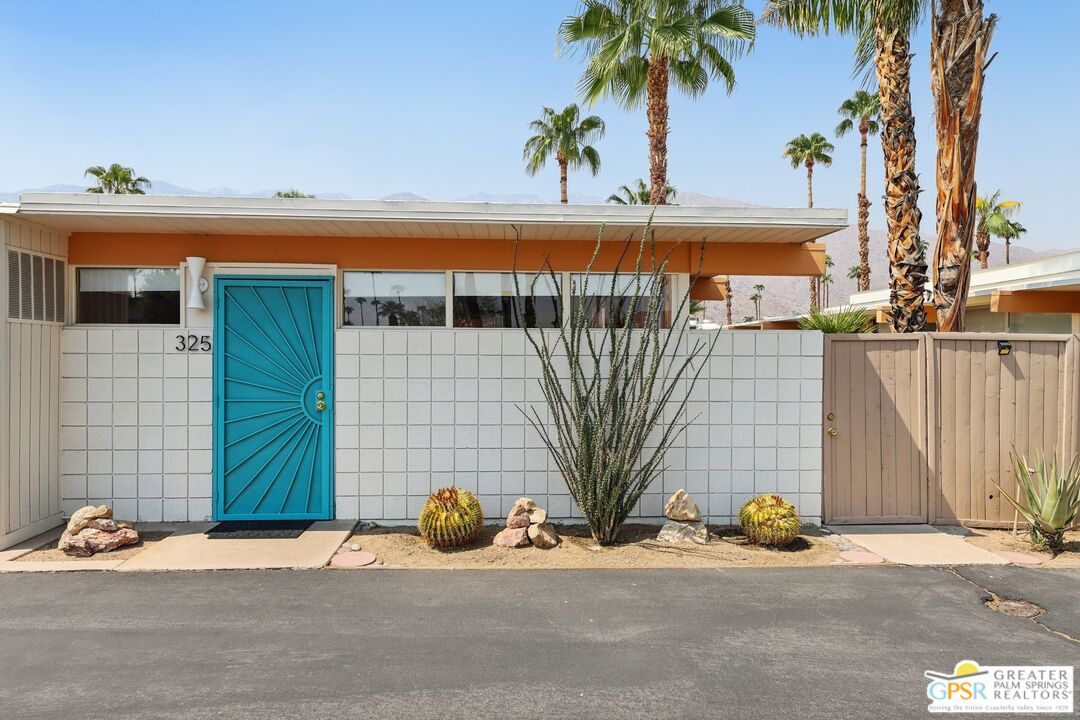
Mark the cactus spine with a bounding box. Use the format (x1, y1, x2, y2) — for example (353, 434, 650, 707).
(418, 487, 484, 548)
(738, 494, 801, 547)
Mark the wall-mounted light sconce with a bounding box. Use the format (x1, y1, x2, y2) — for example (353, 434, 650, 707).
(186, 256, 209, 310)
(997, 340, 1012, 356)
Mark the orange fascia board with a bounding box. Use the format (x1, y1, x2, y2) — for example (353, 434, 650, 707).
(990, 290, 1080, 314)
(690, 276, 729, 301)
(875, 305, 936, 324)
(68, 233, 827, 277)
(760, 320, 802, 329)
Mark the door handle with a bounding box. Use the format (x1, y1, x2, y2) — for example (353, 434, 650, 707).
(315, 400, 326, 411)
(827, 427, 837, 437)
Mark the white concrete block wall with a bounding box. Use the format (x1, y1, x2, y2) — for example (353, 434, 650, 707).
(59, 328, 213, 522)
(58, 326, 823, 525)
(333, 328, 823, 525)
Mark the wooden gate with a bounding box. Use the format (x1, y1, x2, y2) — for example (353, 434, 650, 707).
(928, 335, 1076, 526)
(824, 335, 928, 523)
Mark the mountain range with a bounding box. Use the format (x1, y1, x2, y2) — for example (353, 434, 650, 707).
(1, 182, 1048, 318)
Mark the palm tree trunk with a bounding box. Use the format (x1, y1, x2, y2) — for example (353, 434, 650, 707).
(805, 159, 814, 208)
(930, 0, 996, 332)
(724, 281, 732, 326)
(857, 122, 872, 292)
(876, 27, 927, 333)
(646, 55, 670, 205)
(559, 157, 569, 205)
(809, 277, 818, 310)
(1005, 239, 1010, 264)
(976, 225, 990, 268)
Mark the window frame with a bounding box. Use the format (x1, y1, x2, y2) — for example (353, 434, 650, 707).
(72, 264, 183, 327)
(340, 269, 450, 328)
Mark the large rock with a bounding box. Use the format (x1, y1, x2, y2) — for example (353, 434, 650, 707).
(59, 527, 140, 557)
(664, 489, 701, 522)
(493, 526, 531, 549)
(527, 507, 548, 525)
(65, 504, 113, 535)
(506, 505, 531, 529)
(527, 522, 559, 549)
(657, 520, 708, 545)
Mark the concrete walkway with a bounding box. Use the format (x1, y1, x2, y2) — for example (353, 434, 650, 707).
(828, 524, 1008, 566)
(115, 520, 355, 571)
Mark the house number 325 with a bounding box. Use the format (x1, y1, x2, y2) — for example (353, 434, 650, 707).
(176, 334, 212, 352)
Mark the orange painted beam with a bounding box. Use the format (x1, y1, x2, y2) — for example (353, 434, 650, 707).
(760, 320, 802, 329)
(690, 276, 729, 301)
(68, 233, 827, 277)
(990, 290, 1080, 314)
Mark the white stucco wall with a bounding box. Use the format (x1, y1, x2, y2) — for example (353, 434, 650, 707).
(58, 327, 824, 525)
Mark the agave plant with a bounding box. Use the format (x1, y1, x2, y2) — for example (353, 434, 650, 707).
(996, 450, 1080, 551)
(798, 306, 874, 334)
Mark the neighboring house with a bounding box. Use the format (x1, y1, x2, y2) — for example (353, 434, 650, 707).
(728, 251, 1080, 333)
(0, 194, 844, 548)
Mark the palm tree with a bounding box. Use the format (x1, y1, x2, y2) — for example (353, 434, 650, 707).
(274, 189, 315, 198)
(784, 132, 833, 309)
(750, 283, 764, 319)
(523, 104, 605, 204)
(836, 90, 881, 292)
(84, 164, 151, 194)
(847, 264, 861, 281)
(763, 0, 928, 333)
(996, 220, 1026, 265)
(817, 254, 835, 307)
(742, 315, 755, 323)
(784, 133, 834, 209)
(929, 0, 997, 331)
(974, 191, 1020, 269)
(607, 178, 677, 204)
(560, 0, 755, 204)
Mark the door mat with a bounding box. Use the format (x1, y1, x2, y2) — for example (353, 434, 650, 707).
(205, 521, 313, 539)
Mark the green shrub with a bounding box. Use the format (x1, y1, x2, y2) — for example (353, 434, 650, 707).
(996, 450, 1080, 551)
(417, 487, 484, 548)
(798, 306, 875, 333)
(738, 494, 801, 546)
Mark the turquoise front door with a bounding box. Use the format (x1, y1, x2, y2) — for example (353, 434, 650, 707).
(213, 276, 334, 521)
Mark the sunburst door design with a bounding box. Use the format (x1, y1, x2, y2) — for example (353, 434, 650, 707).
(213, 277, 334, 520)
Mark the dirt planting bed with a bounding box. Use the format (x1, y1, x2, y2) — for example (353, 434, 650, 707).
(346, 523, 840, 569)
(964, 528, 1080, 568)
(15, 530, 174, 563)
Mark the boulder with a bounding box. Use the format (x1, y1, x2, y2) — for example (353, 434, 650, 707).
(664, 489, 701, 522)
(657, 520, 708, 545)
(527, 522, 559, 549)
(65, 504, 113, 535)
(506, 505, 531, 529)
(527, 507, 548, 525)
(59, 527, 140, 557)
(493, 526, 531, 549)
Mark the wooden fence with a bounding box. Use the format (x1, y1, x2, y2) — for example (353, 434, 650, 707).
(824, 333, 1080, 526)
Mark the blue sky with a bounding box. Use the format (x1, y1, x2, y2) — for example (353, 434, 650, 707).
(0, 0, 1075, 250)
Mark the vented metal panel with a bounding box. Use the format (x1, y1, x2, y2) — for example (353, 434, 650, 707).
(6, 250, 66, 323)
(19, 252, 32, 319)
(7, 250, 19, 319)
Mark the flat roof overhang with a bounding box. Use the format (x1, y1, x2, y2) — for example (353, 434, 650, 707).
(14, 193, 847, 244)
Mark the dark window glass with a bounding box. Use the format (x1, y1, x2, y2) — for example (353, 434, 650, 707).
(342, 271, 445, 327)
(76, 268, 180, 324)
(453, 272, 561, 328)
(570, 273, 671, 329)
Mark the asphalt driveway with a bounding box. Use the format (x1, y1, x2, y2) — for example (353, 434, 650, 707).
(0, 566, 1076, 719)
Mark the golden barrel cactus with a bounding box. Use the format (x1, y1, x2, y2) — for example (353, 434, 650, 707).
(418, 487, 484, 548)
(738, 494, 801, 547)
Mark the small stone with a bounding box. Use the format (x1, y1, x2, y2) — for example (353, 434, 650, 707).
(527, 507, 548, 525)
(493, 526, 531, 549)
(527, 522, 559, 549)
(65, 505, 112, 535)
(656, 520, 708, 544)
(349, 543, 361, 552)
(664, 490, 701, 522)
(58, 527, 140, 557)
(506, 504, 531, 529)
